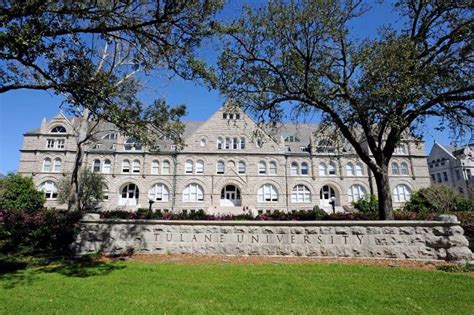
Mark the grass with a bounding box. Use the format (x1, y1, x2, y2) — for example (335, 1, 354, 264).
(0, 259, 473, 315)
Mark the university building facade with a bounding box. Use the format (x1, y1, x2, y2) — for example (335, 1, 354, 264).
(18, 106, 431, 214)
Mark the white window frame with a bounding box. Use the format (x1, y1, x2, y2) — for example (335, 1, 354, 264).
(393, 184, 411, 202)
(346, 162, 354, 176)
(328, 162, 337, 176)
(400, 162, 409, 175)
(319, 163, 327, 176)
(132, 160, 141, 174)
(122, 159, 130, 173)
(391, 162, 400, 175)
(258, 161, 266, 175)
(182, 183, 204, 202)
(238, 161, 246, 174)
(355, 163, 364, 176)
(196, 160, 204, 174)
(162, 160, 170, 175)
(103, 159, 111, 174)
(151, 160, 159, 175)
(348, 184, 366, 203)
(185, 160, 193, 174)
(217, 160, 225, 174)
(291, 185, 311, 203)
(42, 158, 52, 172)
(269, 161, 277, 175)
(92, 159, 101, 173)
(148, 183, 169, 202)
(257, 184, 278, 202)
(53, 158, 62, 173)
(39, 181, 58, 200)
(290, 162, 298, 175)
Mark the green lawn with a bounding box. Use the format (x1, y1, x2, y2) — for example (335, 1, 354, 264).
(0, 260, 473, 314)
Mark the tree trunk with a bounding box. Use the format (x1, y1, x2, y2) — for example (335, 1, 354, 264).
(67, 108, 90, 211)
(373, 166, 394, 220)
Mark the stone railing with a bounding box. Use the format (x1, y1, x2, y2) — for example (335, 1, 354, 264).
(72, 214, 473, 262)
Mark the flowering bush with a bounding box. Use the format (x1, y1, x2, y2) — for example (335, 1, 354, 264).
(0, 208, 82, 255)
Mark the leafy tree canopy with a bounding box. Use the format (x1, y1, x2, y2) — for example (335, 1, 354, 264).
(216, 0, 473, 219)
(0, 173, 45, 211)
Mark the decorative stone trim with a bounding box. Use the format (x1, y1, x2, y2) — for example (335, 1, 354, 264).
(73, 214, 472, 262)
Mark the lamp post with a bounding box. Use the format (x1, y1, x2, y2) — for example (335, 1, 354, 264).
(148, 198, 155, 212)
(330, 196, 336, 215)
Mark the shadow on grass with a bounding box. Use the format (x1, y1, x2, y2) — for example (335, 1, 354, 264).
(0, 254, 126, 289)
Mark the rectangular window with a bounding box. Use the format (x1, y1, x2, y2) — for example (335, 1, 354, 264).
(47, 139, 55, 148)
(431, 174, 436, 181)
(467, 169, 472, 179)
(436, 173, 442, 183)
(56, 139, 65, 149)
(443, 172, 448, 182)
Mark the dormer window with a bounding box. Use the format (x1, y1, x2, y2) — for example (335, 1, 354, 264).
(316, 139, 335, 153)
(51, 126, 66, 133)
(124, 138, 142, 151)
(222, 112, 240, 120)
(285, 135, 300, 142)
(102, 133, 118, 140)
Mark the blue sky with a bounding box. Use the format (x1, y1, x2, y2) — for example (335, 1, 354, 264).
(0, 1, 459, 174)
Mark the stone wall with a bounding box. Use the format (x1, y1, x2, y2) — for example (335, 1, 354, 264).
(72, 214, 472, 262)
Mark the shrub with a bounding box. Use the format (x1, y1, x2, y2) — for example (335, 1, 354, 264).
(0, 174, 45, 211)
(0, 208, 82, 255)
(403, 186, 472, 214)
(352, 195, 378, 216)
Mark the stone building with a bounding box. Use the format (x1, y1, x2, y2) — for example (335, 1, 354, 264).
(18, 105, 431, 214)
(427, 142, 474, 199)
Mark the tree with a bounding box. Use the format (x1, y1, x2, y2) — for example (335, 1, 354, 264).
(1, 0, 222, 210)
(0, 174, 45, 211)
(58, 169, 107, 212)
(217, 0, 473, 219)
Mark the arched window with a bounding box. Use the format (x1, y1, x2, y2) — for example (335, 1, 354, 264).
(400, 162, 409, 175)
(257, 184, 278, 202)
(50, 126, 66, 133)
(233, 137, 238, 150)
(39, 181, 57, 200)
(182, 183, 204, 202)
(148, 183, 169, 202)
(216, 160, 225, 174)
(269, 161, 277, 175)
(120, 183, 139, 205)
(217, 137, 223, 150)
(162, 160, 170, 175)
(346, 162, 354, 176)
(301, 162, 309, 175)
(53, 158, 62, 172)
(258, 161, 266, 175)
(225, 137, 231, 149)
(391, 162, 400, 175)
(238, 161, 246, 174)
(185, 160, 193, 174)
(124, 138, 142, 151)
(132, 160, 141, 173)
(240, 137, 246, 149)
(102, 159, 111, 174)
(348, 184, 367, 202)
(319, 162, 327, 176)
(355, 163, 364, 176)
(393, 184, 411, 202)
(92, 159, 101, 173)
(122, 159, 130, 173)
(328, 162, 337, 176)
(42, 158, 51, 172)
(195, 160, 204, 174)
(151, 160, 159, 175)
(290, 162, 299, 175)
(291, 185, 311, 203)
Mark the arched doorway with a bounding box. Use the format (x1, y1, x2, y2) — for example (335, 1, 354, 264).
(220, 185, 241, 206)
(120, 183, 139, 206)
(319, 185, 337, 209)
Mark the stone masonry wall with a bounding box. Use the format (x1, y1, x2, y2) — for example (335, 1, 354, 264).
(72, 214, 472, 262)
